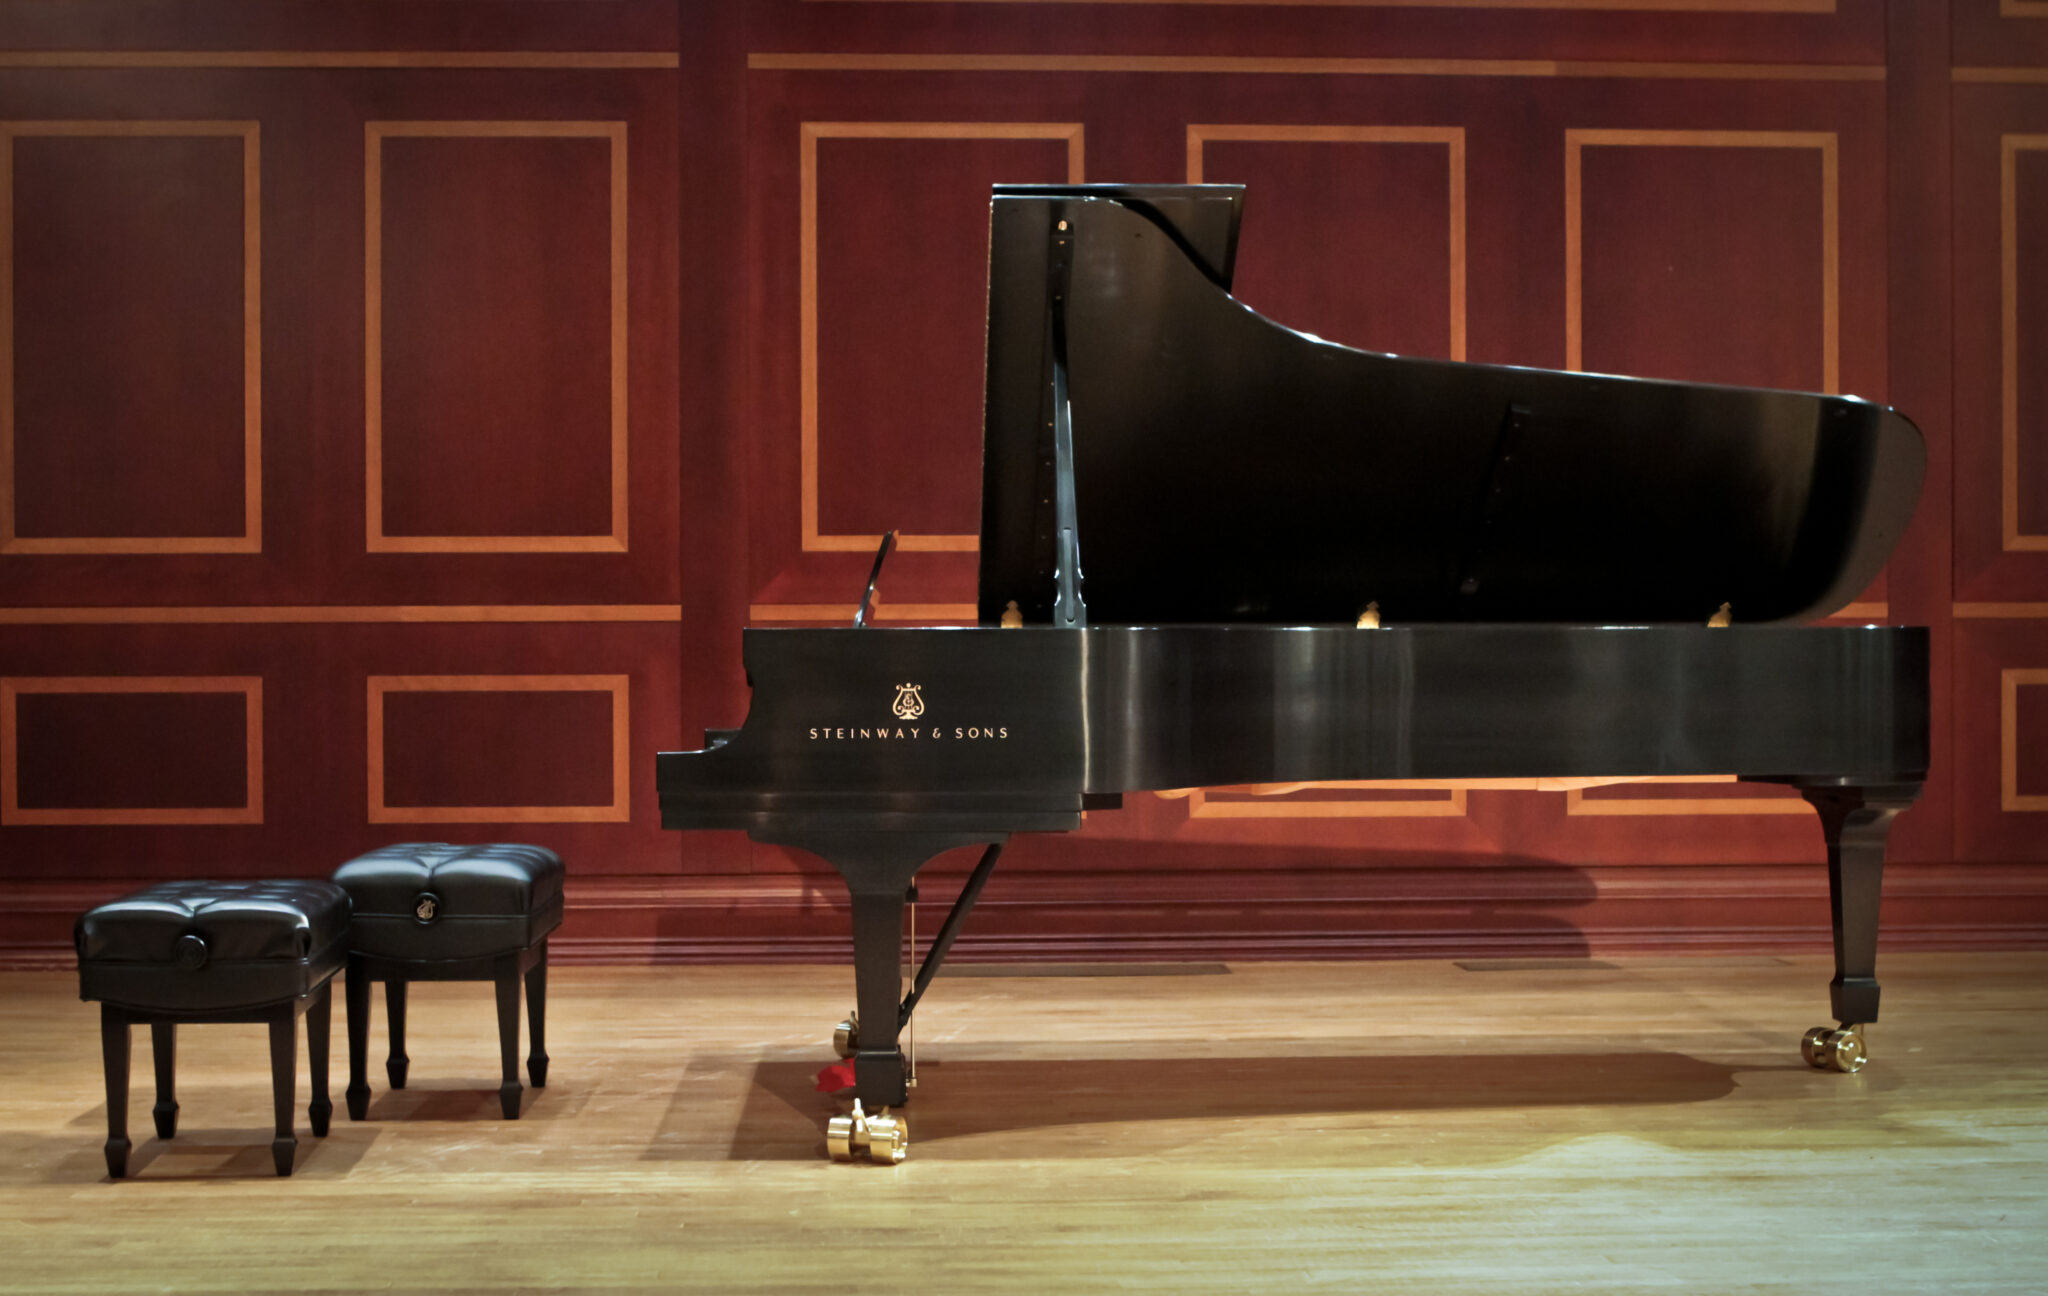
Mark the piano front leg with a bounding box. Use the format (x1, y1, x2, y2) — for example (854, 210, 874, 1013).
(761, 828, 1007, 1163)
(1794, 781, 1922, 1073)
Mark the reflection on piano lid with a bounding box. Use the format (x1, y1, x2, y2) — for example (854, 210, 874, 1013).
(978, 183, 1924, 629)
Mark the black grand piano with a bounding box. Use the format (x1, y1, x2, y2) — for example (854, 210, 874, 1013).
(659, 184, 1929, 1164)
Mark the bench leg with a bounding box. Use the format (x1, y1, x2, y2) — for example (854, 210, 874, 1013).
(385, 979, 409, 1089)
(101, 1006, 131, 1179)
(495, 956, 522, 1119)
(268, 1007, 297, 1177)
(307, 982, 333, 1137)
(150, 1022, 178, 1140)
(525, 942, 549, 1089)
(345, 961, 371, 1121)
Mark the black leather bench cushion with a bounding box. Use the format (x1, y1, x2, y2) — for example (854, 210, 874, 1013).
(333, 843, 564, 962)
(76, 880, 351, 1012)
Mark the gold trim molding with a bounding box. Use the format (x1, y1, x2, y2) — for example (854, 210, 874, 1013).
(0, 604, 681, 625)
(751, 54, 1882, 80)
(807, 0, 1834, 7)
(367, 674, 631, 824)
(1565, 129, 1839, 395)
(365, 121, 629, 554)
(1565, 776, 1809, 816)
(0, 676, 263, 825)
(0, 52, 678, 69)
(2004, 669, 2048, 812)
(1, 121, 261, 556)
(799, 121, 1083, 554)
(2002, 135, 2048, 551)
(1172, 783, 1469, 819)
(1186, 124, 1466, 362)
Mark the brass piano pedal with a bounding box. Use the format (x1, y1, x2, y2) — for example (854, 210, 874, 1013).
(833, 1010, 859, 1059)
(1801, 1024, 1868, 1073)
(825, 1099, 910, 1165)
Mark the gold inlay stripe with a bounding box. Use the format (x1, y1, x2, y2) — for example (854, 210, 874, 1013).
(799, 122, 1083, 554)
(2003, 669, 2048, 812)
(1186, 124, 1466, 362)
(1, 120, 261, 556)
(1565, 129, 1839, 396)
(365, 121, 629, 554)
(367, 674, 631, 824)
(0, 605, 681, 625)
(1, 676, 263, 825)
(0, 52, 678, 69)
(2002, 136, 2048, 551)
(750, 54, 1883, 80)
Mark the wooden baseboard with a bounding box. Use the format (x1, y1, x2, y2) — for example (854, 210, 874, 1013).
(5, 863, 2045, 971)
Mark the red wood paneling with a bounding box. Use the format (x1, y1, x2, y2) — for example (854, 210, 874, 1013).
(9, 686, 249, 813)
(0, 1, 2044, 967)
(378, 684, 619, 813)
(7, 128, 251, 547)
(1576, 138, 1832, 389)
(374, 129, 620, 547)
(813, 132, 1074, 544)
(1196, 132, 1461, 360)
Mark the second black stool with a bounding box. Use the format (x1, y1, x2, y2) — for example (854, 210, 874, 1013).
(332, 843, 563, 1120)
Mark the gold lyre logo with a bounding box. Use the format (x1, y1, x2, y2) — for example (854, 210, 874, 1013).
(414, 896, 437, 922)
(891, 682, 926, 720)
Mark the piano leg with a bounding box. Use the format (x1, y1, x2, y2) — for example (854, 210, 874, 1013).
(764, 829, 1005, 1162)
(1796, 782, 1920, 1072)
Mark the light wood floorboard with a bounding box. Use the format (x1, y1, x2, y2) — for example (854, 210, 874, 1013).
(2, 954, 2044, 1294)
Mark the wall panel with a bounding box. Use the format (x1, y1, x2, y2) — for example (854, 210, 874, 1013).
(0, 1, 2043, 966)
(3, 122, 258, 554)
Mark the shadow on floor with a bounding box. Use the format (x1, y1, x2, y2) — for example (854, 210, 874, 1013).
(10, 1123, 377, 1184)
(643, 1048, 1751, 1163)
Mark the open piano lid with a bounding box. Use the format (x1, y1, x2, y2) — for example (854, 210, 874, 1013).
(976, 183, 1925, 627)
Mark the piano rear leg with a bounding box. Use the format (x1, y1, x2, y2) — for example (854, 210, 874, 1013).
(1796, 783, 1920, 1073)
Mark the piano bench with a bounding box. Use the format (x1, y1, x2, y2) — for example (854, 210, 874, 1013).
(330, 843, 564, 1122)
(74, 880, 350, 1178)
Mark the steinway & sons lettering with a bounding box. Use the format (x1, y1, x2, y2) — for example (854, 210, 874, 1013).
(808, 725, 1010, 741)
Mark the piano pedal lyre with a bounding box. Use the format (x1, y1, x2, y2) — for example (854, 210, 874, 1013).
(1801, 1024, 1868, 1073)
(827, 1099, 910, 1165)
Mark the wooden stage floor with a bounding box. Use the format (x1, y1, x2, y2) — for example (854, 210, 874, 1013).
(2, 953, 2044, 1294)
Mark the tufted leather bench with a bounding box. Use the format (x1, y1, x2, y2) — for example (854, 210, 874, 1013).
(332, 843, 563, 1121)
(75, 880, 350, 1178)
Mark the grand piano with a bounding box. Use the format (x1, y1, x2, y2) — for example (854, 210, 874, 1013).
(658, 184, 1929, 1164)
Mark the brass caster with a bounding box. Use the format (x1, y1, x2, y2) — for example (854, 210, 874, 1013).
(826, 1111, 858, 1162)
(863, 1109, 909, 1165)
(823, 1099, 909, 1165)
(833, 1010, 859, 1060)
(1802, 1024, 1868, 1073)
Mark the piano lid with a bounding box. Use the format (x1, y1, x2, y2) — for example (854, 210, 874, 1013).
(976, 184, 1925, 627)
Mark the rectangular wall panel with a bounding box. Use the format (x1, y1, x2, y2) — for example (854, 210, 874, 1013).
(1188, 126, 1464, 361)
(367, 122, 627, 553)
(0, 676, 260, 824)
(367, 674, 631, 823)
(1955, 94, 2048, 602)
(1567, 130, 1835, 392)
(2, 122, 259, 554)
